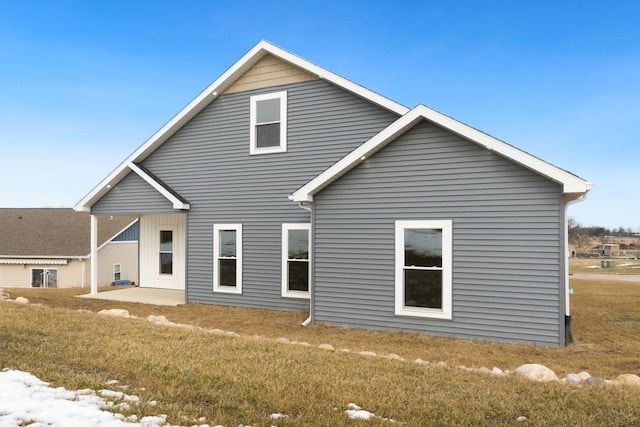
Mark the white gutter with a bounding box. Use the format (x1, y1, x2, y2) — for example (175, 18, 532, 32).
(298, 202, 313, 327)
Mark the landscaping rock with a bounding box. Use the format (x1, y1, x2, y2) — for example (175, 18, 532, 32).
(517, 416, 528, 422)
(577, 371, 591, 381)
(14, 297, 30, 305)
(584, 376, 605, 386)
(318, 344, 335, 351)
(492, 367, 504, 376)
(208, 328, 225, 335)
(147, 315, 173, 326)
(514, 364, 559, 382)
(358, 351, 377, 357)
(614, 374, 640, 387)
(276, 337, 290, 344)
(385, 353, 403, 361)
(565, 373, 581, 385)
(97, 309, 131, 318)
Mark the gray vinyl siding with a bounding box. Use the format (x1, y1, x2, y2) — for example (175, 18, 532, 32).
(92, 172, 174, 215)
(312, 120, 566, 346)
(140, 79, 399, 310)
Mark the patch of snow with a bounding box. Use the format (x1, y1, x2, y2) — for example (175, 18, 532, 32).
(269, 413, 288, 419)
(346, 409, 375, 420)
(0, 369, 174, 426)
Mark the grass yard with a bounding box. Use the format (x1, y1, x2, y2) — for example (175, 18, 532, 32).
(2, 278, 640, 426)
(569, 257, 640, 275)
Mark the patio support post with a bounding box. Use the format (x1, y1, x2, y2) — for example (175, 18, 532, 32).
(90, 214, 98, 295)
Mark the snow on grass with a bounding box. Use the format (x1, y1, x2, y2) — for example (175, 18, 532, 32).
(0, 369, 178, 427)
(345, 403, 395, 423)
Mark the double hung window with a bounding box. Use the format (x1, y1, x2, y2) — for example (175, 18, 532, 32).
(114, 264, 122, 282)
(159, 230, 173, 275)
(250, 91, 287, 154)
(282, 223, 310, 298)
(395, 220, 452, 319)
(213, 224, 243, 294)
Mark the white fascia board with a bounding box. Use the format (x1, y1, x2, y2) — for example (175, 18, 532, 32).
(75, 40, 410, 211)
(292, 104, 591, 202)
(291, 108, 425, 202)
(127, 163, 190, 210)
(261, 42, 409, 115)
(412, 105, 592, 194)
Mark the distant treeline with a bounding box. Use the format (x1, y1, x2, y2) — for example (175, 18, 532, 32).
(568, 217, 639, 239)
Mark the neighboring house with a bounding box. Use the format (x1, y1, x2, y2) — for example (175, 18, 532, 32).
(75, 41, 591, 346)
(0, 209, 138, 288)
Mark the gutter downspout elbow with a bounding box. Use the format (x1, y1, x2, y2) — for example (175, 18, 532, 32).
(298, 201, 313, 327)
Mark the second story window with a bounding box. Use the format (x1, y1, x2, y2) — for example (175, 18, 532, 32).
(250, 91, 287, 154)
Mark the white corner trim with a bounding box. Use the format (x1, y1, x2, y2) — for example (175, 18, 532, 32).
(128, 163, 190, 210)
(291, 104, 591, 202)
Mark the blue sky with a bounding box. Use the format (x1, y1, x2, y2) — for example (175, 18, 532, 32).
(0, 1, 638, 229)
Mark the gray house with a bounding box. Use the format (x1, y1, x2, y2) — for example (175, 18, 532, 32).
(75, 41, 591, 346)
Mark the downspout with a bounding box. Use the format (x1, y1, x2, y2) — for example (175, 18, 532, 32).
(564, 192, 589, 345)
(298, 201, 313, 327)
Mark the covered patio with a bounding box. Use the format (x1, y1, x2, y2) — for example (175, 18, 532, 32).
(78, 287, 185, 306)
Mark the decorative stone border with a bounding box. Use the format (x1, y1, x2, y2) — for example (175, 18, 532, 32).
(2, 292, 639, 389)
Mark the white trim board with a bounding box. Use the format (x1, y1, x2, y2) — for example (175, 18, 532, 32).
(291, 104, 592, 202)
(75, 40, 408, 212)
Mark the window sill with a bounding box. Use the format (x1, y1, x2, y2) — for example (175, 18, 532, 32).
(214, 286, 242, 295)
(395, 307, 452, 320)
(282, 290, 310, 299)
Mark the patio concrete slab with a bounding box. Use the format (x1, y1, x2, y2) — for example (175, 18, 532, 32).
(78, 287, 185, 306)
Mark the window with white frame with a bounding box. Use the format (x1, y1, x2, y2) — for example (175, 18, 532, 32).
(213, 224, 242, 294)
(159, 230, 173, 275)
(282, 223, 310, 298)
(250, 91, 287, 154)
(113, 264, 121, 282)
(395, 220, 452, 319)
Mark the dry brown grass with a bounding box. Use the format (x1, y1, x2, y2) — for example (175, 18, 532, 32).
(2, 289, 640, 426)
(4, 277, 640, 379)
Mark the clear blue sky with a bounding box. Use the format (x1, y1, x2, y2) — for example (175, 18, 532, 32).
(0, 1, 638, 229)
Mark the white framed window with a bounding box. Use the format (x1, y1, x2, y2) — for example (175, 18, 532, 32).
(159, 229, 174, 275)
(113, 264, 121, 282)
(395, 220, 452, 319)
(250, 91, 287, 154)
(213, 224, 243, 294)
(282, 223, 310, 298)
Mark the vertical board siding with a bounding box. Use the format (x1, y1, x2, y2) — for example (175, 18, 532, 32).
(139, 213, 186, 290)
(313, 120, 565, 346)
(141, 79, 399, 310)
(92, 172, 174, 215)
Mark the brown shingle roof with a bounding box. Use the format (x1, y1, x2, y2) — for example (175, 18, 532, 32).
(0, 209, 136, 257)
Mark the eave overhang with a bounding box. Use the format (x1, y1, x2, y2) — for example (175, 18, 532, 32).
(291, 104, 592, 203)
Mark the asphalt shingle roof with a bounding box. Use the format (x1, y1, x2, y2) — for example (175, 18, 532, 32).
(0, 209, 136, 257)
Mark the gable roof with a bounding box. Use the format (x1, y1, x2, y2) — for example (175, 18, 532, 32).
(0, 208, 137, 258)
(75, 40, 409, 212)
(291, 104, 592, 203)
